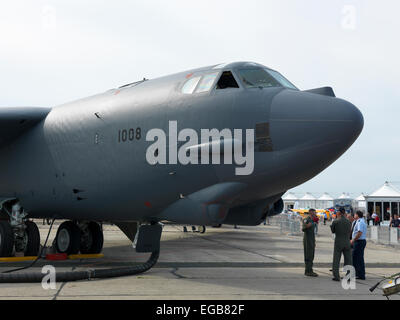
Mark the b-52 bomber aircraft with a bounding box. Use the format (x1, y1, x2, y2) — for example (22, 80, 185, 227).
(0, 62, 363, 264)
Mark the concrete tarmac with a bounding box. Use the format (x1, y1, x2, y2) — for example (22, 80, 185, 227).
(0, 221, 399, 300)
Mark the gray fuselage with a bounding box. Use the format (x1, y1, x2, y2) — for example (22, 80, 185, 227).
(0, 62, 363, 224)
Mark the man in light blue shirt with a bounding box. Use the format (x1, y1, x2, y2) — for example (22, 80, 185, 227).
(351, 211, 367, 279)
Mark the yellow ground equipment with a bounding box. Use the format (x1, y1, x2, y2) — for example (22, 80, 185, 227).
(291, 209, 330, 219)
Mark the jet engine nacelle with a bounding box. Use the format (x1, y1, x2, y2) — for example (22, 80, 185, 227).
(222, 196, 283, 226)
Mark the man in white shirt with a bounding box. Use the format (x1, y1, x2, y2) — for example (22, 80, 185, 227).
(351, 211, 367, 280)
(371, 212, 378, 226)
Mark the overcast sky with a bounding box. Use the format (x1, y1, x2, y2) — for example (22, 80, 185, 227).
(1, 0, 399, 198)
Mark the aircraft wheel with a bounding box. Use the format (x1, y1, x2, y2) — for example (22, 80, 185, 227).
(23, 220, 41, 256)
(80, 222, 104, 254)
(0, 221, 14, 257)
(55, 221, 81, 254)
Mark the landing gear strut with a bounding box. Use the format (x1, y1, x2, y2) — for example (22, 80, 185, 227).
(0, 201, 41, 257)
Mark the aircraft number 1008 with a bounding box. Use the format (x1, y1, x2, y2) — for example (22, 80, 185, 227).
(118, 128, 142, 142)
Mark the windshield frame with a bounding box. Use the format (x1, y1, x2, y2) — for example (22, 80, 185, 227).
(235, 67, 298, 90)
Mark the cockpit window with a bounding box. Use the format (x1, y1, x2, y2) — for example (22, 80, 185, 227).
(238, 68, 280, 88)
(182, 76, 201, 94)
(268, 70, 298, 90)
(195, 72, 219, 93)
(237, 68, 298, 90)
(216, 71, 239, 89)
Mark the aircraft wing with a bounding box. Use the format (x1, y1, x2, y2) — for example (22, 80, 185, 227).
(0, 107, 51, 148)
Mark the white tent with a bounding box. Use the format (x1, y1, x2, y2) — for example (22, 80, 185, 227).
(338, 192, 351, 199)
(355, 193, 366, 201)
(365, 181, 400, 221)
(334, 192, 353, 207)
(282, 192, 298, 201)
(355, 193, 366, 208)
(316, 193, 334, 209)
(282, 192, 298, 211)
(367, 182, 400, 198)
(299, 193, 316, 209)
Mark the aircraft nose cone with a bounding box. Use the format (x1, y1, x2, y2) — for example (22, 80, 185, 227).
(270, 89, 363, 152)
(339, 99, 364, 145)
(267, 89, 364, 188)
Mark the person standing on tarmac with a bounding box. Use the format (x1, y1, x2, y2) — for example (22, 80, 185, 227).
(330, 208, 352, 281)
(351, 211, 367, 280)
(302, 209, 318, 277)
(347, 212, 356, 240)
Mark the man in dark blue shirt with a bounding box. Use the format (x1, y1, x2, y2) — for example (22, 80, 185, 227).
(390, 214, 400, 228)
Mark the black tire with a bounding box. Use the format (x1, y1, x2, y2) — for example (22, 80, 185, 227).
(24, 221, 41, 256)
(55, 221, 81, 254)
(0, 221, 14, 257)
(80, 222, 104, 254)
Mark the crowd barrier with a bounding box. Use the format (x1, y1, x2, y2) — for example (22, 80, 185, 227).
(367, 225, 400, 245)
(270, 215, 400, 246)
(269, 213, 302, 236)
